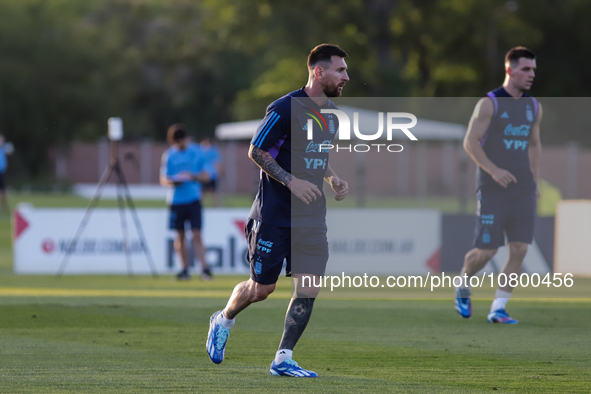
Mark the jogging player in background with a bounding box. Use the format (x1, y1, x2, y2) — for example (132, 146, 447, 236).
(207, 44, 350, 377)
(160, 124, 214, 281)
(200, 137, 223, 207)
(456, 47, 543, 324)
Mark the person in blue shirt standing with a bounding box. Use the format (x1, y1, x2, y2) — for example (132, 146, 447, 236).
(0, 134, 11, 211)
(160, 124, 214, 280)
(200, 137, 223, 207)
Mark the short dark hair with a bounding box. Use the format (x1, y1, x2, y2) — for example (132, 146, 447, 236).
(167, 123, 188, 145)
(307, 44, 348, 69)
(505, 46, 536, 67)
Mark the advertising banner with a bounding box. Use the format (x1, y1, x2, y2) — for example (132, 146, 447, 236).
(555, 200, 591, 277)
(13, 206, 442, 276)
(13, 205, 251, 275)
(325, 209, 441, 275)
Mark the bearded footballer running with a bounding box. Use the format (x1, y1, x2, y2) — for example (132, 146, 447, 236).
(207, 44, 350, 377)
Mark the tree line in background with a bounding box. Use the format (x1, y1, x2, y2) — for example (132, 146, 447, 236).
(1, 0, 590, 181)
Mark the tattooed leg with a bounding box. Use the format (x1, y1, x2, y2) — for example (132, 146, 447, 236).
(278, 294, 316, 351)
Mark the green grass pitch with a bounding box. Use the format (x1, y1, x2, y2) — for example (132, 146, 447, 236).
(0, 194, 589, 393)
(0, 279, 590, 393)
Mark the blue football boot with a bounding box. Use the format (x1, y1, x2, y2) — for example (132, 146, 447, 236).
(487, 309, 518, 324)
(206, 310, 230, 364)
(455, 287, 472, 318)
(270, 359, 318, 378)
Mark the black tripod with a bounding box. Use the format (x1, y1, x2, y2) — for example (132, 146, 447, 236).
(56, 140, 158, 277)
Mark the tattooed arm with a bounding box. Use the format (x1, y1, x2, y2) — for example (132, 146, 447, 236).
(248, 144, 292, 186)
(248, 144, 321, 205)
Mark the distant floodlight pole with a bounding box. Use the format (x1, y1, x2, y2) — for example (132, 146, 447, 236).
(56, 118, 158, 277)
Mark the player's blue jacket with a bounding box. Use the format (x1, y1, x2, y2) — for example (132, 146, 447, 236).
(201, 144, 222, 180)
(160, 142, 212, 205)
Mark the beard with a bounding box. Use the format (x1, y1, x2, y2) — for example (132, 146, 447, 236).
(322, 82, 343, 97)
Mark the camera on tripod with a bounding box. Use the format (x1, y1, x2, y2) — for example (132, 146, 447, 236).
(108, 117, 123, 141)
(57, 117, 157, 277)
